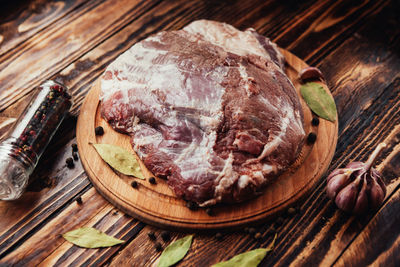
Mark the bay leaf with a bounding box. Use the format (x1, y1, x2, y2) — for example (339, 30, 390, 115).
(62, 227, 124, 248)
(92, 143, 144, 179)
(158, 235, 193, 267)
(300, 82, 337, 122)
(211, 234, 277, 267)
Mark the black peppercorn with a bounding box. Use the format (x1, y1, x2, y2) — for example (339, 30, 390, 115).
(186, 201, 198, 211)
(76, 196, 83, 205)
(66, 157, 74, 168)
(161, 231, 170, 242)
(131, 181, 138, 188)
(287, 207, 297, 216)
(244, 227, 250, 233)
(149, 177, 157, 184)
(205, 208, 213, 216)
(148, 231, 156, 241)
(95, 126, 104, 136)
(71, 143, 78, 152)
(311, 117, 320, 126)
(307, 132, 317, 144)
(72, 152, 78, 161)
(155, 242, 163, 252)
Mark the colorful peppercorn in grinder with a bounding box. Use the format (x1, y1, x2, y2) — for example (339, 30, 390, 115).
(0, 80, 72, 200)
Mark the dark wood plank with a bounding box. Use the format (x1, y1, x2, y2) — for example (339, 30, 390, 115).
(38, 206, 143, 267)
(0, 141, 89, 256)
(261, 2, 400, 264)
(0, 0, 160, 111)
(0, 0, 88, 57)
(333, 189, 400, 266)
(274, 0, 389, 62)
(0, 187, 111, 266)
(108, 226, 178, 267)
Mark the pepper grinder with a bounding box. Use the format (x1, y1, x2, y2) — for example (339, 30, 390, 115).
(0, 80, 72, 200)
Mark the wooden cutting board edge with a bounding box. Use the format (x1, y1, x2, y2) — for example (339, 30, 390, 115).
(76, 49, 338, 231)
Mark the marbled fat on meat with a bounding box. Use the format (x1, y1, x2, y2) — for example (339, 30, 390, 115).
(100, 20, 306, 206)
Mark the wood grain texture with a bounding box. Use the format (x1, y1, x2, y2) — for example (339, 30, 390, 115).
(1, 187, 128, 266)
(334, 188, 400, 267)
(76, 49, 338, 230)
(0, 0, 88, 57)
(0, 0, 160, 111)
(0, 0, 398, 265)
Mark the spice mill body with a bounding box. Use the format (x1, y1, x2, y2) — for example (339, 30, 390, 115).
(0, 80, 72, 200)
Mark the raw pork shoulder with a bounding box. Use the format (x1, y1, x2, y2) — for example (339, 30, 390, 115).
(100, 20, 305, 206)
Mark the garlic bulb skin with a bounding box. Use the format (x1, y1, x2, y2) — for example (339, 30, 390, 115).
(326, 143, 387, 214)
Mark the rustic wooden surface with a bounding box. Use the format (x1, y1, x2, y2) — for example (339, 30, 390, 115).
(0, 0, 399, 266)
(76, 50, 337, 231)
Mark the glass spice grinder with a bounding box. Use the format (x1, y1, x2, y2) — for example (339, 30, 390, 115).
(0, 80, 72, 200)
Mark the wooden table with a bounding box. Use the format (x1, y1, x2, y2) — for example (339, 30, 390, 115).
(0, 0, 399, 266)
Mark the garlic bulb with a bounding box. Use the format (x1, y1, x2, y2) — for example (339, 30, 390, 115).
(326, 143, 387, 214)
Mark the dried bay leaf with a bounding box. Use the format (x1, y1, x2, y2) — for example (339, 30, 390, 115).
(211, 234, 277, 267)
(62, 227, 124, 248)
(211, 249, 268, 267)
(300, 82, 337, 122)
(158, 235, 193, 267)
(92, 143, 144, 179)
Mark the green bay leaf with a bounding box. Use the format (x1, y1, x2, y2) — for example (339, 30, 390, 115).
(62, 227, 124, 248)
(211, 249, 268, 267)
(158, 235, 193, 267)
(211, 234, 276, 267)
(300, 82, 337, 122)
(92, 143, 144, 179)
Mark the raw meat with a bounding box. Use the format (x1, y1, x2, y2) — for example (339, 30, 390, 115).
(100, 20, 305, 206)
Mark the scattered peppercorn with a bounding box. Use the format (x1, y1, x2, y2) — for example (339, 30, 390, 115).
(248, 227, 256, 235)
(269, 225, 276, 233)
(254, 232, 262, 239)
(155, 242, 163, 252)
(131, 181, 138, 188)
(311, 117, 320, 126)
(244, 227, 250, 233)
(148, 231, 156, 241)
(287, 207, 297, 215)
(66, 157, 74, 168)
(161, 231, 171, 242)
(72, 152, 78, 161)
(95, 126, 104, 136)
(205, 208, 213, 216)
(307, 132, 317, 144)
(71, 143, 78, 152)
(215, 232, 223, 240)
(149, 177, 157, 184)
(76, 196, 83, 205)
(186, 201, 198, 211)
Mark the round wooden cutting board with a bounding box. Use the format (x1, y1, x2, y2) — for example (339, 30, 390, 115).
(76, 49, 338, 231)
